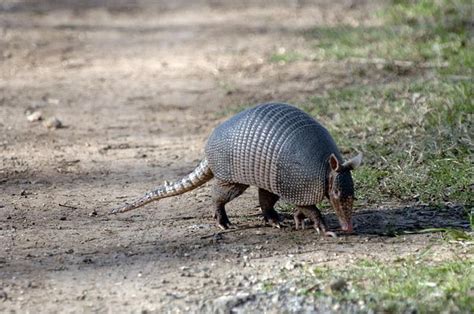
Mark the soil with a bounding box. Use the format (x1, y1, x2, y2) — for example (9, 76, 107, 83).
(0, 1, 470, 312)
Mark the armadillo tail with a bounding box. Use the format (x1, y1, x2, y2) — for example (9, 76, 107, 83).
(110, 159, 213, 214)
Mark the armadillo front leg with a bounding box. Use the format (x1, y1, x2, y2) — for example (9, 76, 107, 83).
(295, 205, 337, 237)
(258, 188, 281, 228)
(212, 179, 248, 230)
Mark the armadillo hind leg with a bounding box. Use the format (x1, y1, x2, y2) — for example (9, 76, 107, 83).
(212, 179, 248, 230)
(294, 205, 337, 237)
(258, 188, 281, 228)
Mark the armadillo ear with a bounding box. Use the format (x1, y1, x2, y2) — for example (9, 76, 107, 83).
(328, 153, 341, 172)
(343, 153, 363, 170)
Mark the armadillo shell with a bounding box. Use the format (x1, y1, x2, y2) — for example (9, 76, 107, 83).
(205, 103, 342, 205)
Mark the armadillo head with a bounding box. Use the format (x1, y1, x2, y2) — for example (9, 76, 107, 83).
(327, 153, 362, 233)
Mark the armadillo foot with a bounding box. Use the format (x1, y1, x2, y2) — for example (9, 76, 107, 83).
(314, 224, 337, 237)
(295, 205, 335, 237)
(214, 207, 232, 230)
(263, 217, 283, 229)
(293, 210, 307, 230)
(295, 219, 312, 230)
(262, 208, 281, 227)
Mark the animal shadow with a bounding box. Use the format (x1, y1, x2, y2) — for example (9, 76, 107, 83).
(322, 205, 470, 236)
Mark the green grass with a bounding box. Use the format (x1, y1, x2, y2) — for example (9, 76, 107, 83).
(269, 51, 304, 64)
(302, 80, 473, 205)
(299, 258, 474, 313)
(260, 2, 474, 311)
(304, 0, 473, 75)
(228, 1, 473, 209)
(300, 0, 473, 207)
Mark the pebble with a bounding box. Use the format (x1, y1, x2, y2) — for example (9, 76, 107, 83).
(328, 278, 348, 292)
(26, 111, 42, 122)
(43, 117, 62, 129)
(0, 290, 7, 301)
(211, 293, 254, 312)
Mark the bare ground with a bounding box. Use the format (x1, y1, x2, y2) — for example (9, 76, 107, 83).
(0, 1, 470, 313)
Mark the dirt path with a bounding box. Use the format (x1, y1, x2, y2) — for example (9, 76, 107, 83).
(0, 1, 470, 312)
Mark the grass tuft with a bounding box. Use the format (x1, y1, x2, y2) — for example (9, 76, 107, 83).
(302, 258, 474, 313)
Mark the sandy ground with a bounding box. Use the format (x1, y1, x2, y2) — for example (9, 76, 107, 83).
(0, 0, 471, 313)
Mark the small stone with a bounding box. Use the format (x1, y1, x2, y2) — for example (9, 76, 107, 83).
(43, 117, 62, 129)
(47, 98, 60, 105)
(0, 290, 7, 301)
(89, 210, 97, 217)
(212, 293, 254, 311)
(329, 278, 347, 292)
(26, 111, 42, 122)
(3, 50, 12, 58)
(212, 233, 223, 243)
(27, 281, 38, 288)
(65, 249, 74, 254)
(284, 261, 296, 270)
(82, 258, 93, 264)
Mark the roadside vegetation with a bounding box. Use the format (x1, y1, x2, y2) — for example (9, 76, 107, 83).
(298, 257, 473, 313)
(271, 0, 473, 311)
(302, 0, 472, 207)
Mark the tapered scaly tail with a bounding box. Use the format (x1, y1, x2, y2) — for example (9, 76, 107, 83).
(110, 159, 213, 214)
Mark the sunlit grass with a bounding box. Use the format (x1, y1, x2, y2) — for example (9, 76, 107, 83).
(301, 258, 474, 313)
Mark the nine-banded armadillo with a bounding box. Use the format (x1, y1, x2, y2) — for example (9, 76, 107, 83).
(111, 103, 362, 236)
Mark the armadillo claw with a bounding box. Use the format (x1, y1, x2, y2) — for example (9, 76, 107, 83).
(217, 223, 229, 230)
(295, 220, 307, 230)
(272, 221, 282, 229)
(294, 221, 300, 230)
(217, 219, 232, 230)
(263, 217, 283, 229)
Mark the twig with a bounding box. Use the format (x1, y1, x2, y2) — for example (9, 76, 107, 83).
(347, 57, 449, 68)
(58, 203, 78, 210)
(200, 225, 263, 239)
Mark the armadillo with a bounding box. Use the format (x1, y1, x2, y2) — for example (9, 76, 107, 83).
(111, 103, 362, 236)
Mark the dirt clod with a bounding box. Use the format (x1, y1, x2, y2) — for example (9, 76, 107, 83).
(26, 111, 43, 122)
(43, 117, 62, 129)
(328, 278, 348, 293)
